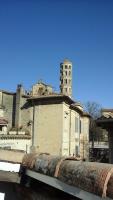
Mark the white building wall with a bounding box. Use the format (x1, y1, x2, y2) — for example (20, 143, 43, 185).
(70, 110, 80, 156)
(62, 103, 89, 159)
(0, 139, 31, 153)
(62, 103, 70, 156)
(62, 103, 81, 156)
(80, 117, 90, 160)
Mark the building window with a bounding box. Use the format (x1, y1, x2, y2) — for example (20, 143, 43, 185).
(75, 145, 79, 156)
(65, 88, 67, 92)
(75, 117, 79, 132)
(80, 120, 81, 134)
(60, 65, 63, 69)
(69, 79, 71, 84)
(65, 71, 67, 76)
(60, 71, 63, 76)
(69, 71, 71, 76)
(64, 79, 67, 84)
(65, 65, 68, 69)
(69, 65, 71, 69)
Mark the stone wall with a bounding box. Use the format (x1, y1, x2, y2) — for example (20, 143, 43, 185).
(33, 103, 63, 155)
(2, 92, 15, 130)
(14, 85, 32, 134)
(32, 82, 53, 96)
(20, 97, 32, 134)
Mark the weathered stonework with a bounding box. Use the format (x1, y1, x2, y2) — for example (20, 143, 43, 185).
(0, 87, 90, 158)
(2, 92, 15, 129)
(0, 61, 90, 157)
(60, 59, 72, 97)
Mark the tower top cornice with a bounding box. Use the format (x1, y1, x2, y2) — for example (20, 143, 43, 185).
(61, 59, 72, 64)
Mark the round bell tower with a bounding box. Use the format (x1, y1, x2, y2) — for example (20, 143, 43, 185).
(60, 59, 72, 97)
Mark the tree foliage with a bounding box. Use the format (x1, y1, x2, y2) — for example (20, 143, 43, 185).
(84, 101, 105, 144)
(84, 101, 108, 162)
(84, 101, 102, 119)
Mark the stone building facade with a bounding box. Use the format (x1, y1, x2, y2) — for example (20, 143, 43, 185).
(0, 84, 90, 159)
(27, 94, 90, 158)
(0, 60, 90, 159)
(0, 89, 31, 152)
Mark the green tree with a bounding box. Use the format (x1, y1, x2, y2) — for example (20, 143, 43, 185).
(84, 101, 102, 147)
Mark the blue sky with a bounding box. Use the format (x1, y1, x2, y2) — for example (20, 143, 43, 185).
(0, 0, 113, 108)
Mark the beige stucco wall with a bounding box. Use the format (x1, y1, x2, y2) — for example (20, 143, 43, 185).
(33, 103, 63, 155)
(62, 103, 89, 159)
(31, 101, 90, 158)
(62, 103, 70, 155)
(62, 103, 81, 156)
(70, 110, 80, 156)
(80, 117, 90, 160)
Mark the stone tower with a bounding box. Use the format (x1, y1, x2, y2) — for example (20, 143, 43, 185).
(60, 59, 72, 97)
(15, 84, 24, 128)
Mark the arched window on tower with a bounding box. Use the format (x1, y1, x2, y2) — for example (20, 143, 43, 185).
(69, 71, 71, 76)
(65, 71, 67, 76)
(64, 79, 67, 84)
